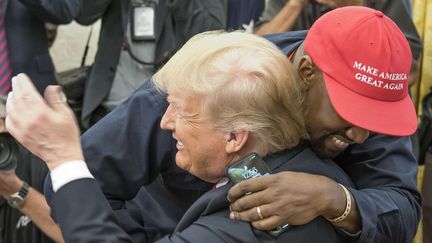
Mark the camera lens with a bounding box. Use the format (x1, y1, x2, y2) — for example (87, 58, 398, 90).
(0, 133, 18, 171)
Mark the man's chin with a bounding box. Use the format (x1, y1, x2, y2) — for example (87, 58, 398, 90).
(320, 149, 343, 159)
(175, 154, 190, 171)
(310, 143, 343, 159)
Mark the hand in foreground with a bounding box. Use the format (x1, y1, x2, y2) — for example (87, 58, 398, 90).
(227, 171, 344, 230)
(315, 0, 363, 9)
(5, 73, 83, 170)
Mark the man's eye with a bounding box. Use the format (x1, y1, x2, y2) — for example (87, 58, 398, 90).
(170, 106, 184, 119)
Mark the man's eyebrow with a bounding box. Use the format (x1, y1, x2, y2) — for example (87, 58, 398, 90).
(166, 97, 181, 111)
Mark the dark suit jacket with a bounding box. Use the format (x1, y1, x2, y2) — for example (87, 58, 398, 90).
(75, 0, 227, 128)
(6, 0, 80, 94)
(51, 146, 352, 242)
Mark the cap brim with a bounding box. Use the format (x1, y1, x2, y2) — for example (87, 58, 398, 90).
(323, 73, 417, 136)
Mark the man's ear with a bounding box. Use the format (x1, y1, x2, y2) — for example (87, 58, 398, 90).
(225, 130, 249, 154)
(298, 55, 317, 91)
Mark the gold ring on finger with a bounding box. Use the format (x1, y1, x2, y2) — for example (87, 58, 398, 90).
(256, 206, 264, 220)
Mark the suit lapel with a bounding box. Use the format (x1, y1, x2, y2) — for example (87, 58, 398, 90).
(174, 182, 232, 232)
(154, 0, 167, 42)
(173, 145, 305, 233)
(120, 0, 131, 35)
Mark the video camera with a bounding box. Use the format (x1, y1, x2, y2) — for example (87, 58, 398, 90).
(0, 95, 18, 171)
(0, 133, 18, 171)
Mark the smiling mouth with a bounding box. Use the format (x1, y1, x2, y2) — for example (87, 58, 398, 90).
(330, 135, 352, 150)
(172, 134, 185, 151)
(176, 140, 185, 150)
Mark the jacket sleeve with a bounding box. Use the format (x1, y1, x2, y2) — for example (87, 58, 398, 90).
(81, 82, 176, 209)
(155, 212, 345, 243)
(17, 0, 81, 24)
(337, 135, 421, 243)
(51, 180, 250, 243)
(51, 179, 134, 243)
(75, 0, 113, 25)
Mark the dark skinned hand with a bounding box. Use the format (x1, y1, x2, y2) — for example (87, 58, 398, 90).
(227, 171, 345, 230)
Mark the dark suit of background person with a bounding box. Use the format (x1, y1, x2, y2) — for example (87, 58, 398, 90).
(78, 30, 421, 243)
(75, 0, 227, 129)
(5, 0, 80, 94)
(51, 144, 352, 243)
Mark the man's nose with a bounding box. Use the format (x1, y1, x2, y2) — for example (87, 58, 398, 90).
(346, 126, 370, 144)
(160, 105, 175, 130)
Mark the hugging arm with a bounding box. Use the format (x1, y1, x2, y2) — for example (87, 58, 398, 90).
(228, 135, 420, 243)
(81, 81, 176, 208)
(336, 135, 421, 242)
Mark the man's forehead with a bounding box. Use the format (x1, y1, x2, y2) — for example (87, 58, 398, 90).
(167, 93, 204, 116)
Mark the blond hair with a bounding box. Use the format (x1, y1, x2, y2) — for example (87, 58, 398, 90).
(154, 31, 307, 155)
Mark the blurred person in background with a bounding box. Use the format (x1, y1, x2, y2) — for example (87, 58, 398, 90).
(0, 0, 80, 95)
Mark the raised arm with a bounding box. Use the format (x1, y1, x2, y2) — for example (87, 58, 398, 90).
(255, 0, 363, 35)
(255, 0, 310, 35)
(81, 81, 176, 204)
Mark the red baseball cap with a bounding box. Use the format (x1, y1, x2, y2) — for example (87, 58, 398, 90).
(304, 6, 416, 136)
